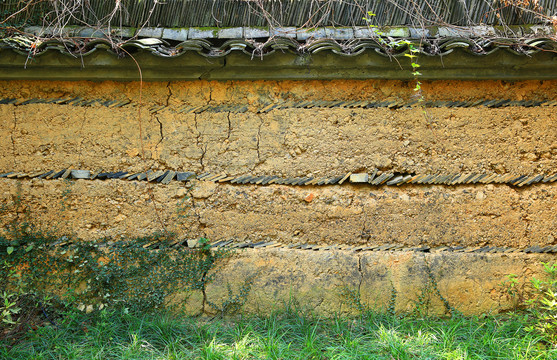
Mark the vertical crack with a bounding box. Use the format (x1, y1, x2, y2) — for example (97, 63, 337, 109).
(185, 184, 202, 232)
(357, 254, 363, 297)
(11, 108, 17, 167)
(224, 112, 232, 153)
(519, 200, 531, 242)
(183, 184, 206, 316)
(194, 113, 206, 171)
(256, 115, 263, 164)
(200, 144, 207, 173)
(153, 113, 164, 148)
(226, 112, 232, 140)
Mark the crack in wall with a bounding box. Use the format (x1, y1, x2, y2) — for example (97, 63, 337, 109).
(357, 254, 363, 298)
(194, 113, 206, 171)
(185, 185, 202, 230)
(171, 184, 207, 316)
(519, 200, 532, 242)
(200, 143, 207, 172)
(153, 113, 164, 149)
(183, 184, 208, 314)
(226, 112, 232, 140)
(223, 111, 232, 153)
(313, 297, 325, 310)
(256, 115, 263, 165)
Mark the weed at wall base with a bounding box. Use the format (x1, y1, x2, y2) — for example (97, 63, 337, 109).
(526, 262, 557, 345)
(0, 226, 233, 344)
(1, 232, 232, 308)
(341, 257, 461, 319)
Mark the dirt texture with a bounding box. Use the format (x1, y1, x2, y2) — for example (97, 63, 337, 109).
(199, 248, 554, 316)
(1, 105, 555, 176)
(0, 179, 555, 249)
(0, 78, 555, 315)
(0, 78, 555, 247)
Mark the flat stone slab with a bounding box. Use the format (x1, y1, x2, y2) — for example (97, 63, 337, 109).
(349, 173, 369, 183)
(71, 170, 91, 179)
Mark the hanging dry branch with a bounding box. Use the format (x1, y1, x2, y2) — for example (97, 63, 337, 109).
(1, 0, 555, 30)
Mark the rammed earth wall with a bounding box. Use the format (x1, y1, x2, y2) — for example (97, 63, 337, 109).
(1, 80, 556, 176)
(0, 79, 555, 314)
(0, 179, 555, 249)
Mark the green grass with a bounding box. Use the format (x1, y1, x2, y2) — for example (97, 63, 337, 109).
(2, 308, 556, 360)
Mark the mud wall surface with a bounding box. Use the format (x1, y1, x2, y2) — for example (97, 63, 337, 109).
(1, 105, 556, 176)
(0, 81, 557, 247)
(1, 79, 556, 177)
(0, 179, 555, 248)
(0, 79, 555, 314)
(2, 79, 557, 104)
(0, 79, 555, 245)
(200, 249, 554, 316)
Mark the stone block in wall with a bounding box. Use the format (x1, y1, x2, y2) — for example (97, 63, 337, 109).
(136, 27, 164, 38)
(162, 28, 189, 41)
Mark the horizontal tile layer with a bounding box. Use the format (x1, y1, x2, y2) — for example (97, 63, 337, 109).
(1, 169, 555, 187)
(2, 97, 555, 113)
(44, 237, 557, 254)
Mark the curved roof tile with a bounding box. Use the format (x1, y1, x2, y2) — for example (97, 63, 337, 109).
(2, 35, 556, 58)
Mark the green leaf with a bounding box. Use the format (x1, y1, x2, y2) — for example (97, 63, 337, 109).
(25, 244, 33, 252)
(6, 247, 14, 255)
(404, 54, 417, 58)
